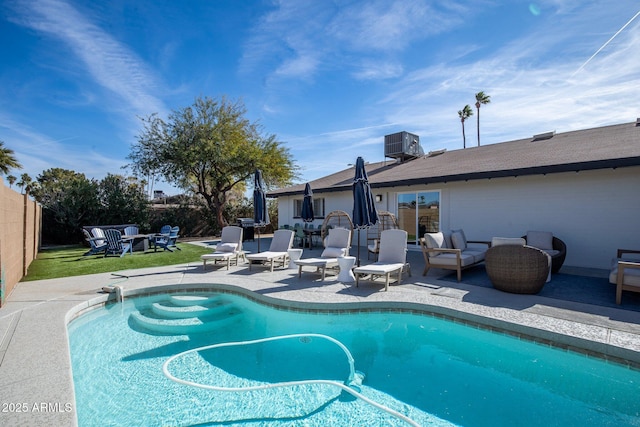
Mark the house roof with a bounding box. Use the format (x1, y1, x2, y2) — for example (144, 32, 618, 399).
(269, 121, 640, 197)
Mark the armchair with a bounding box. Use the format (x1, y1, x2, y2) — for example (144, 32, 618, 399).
(521, 231, 566, 273)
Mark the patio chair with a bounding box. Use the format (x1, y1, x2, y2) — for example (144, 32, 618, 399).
(294, 227, 352, 280)
(201, 226, 244, 270)
(521, 231, 566, 273)
(103, 229, 132, 257)
(485, 244, 550, 294)
(90, 227, 106, 246)
(123, 226, 139, 236)
(246, 229, 295, 272)
(420, 230, 489, 281)
(82, 229, 107, 255)
(154, 226, 181, 252)
(610, 249, 640, 304)
(353, 229, 411, 291)
(150, 225, 171, 251)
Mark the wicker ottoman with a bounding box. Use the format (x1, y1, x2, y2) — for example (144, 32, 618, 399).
(485, 245, 550, 294)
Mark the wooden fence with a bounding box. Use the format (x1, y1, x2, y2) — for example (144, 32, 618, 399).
(0, 177, 41, 307)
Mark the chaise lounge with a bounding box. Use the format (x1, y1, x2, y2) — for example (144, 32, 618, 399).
(294, 227, 351, 280)
(201, 226, 244, 270)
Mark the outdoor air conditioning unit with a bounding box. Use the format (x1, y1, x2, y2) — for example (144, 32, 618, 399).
(384, 131, 424, 162)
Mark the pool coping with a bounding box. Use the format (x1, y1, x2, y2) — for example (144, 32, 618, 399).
(1, 258, 640, 426)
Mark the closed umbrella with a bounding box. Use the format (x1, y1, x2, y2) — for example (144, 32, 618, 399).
(300, 182, 315, 248)
(253, 169, 270, 252)
(352, 157, 378, 266)
(301, 183, 314, 223)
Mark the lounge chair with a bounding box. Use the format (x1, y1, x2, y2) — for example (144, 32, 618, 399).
(201, 226, 244, 270)
(294, 228, 351, 280)
(610, 249, 640, 304)
(246, 229, 295, 272)
(353, 229, 411, 291)
(82, 229, 107, 255)
(103, 229, 132, 257)
(154, 226, 181, 252)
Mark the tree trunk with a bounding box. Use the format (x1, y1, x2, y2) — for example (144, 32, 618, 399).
(461, 120, 466, 149)
(476, 104, 481, 147)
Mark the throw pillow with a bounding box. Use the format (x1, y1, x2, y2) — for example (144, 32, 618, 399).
(451, 230, 467, 250)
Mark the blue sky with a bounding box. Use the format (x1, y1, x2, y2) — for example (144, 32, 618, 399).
(1, 0, 639, 194)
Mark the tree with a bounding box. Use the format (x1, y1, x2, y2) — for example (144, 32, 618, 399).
(458, 105, 473, 149)
(6, 175, 16, 188)
(97, 174, 150, 228)
(129, 96, 297, 230)
(474, 91, 491, 146)
(30, 168, 101, 243)
(0, 140, 22, 175)
(17, 173, 33, 194)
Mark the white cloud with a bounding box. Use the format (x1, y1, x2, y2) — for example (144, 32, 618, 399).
(8, 0, 166, 117)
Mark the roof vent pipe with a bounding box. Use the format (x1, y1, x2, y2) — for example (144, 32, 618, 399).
(532, 131, 555, 141)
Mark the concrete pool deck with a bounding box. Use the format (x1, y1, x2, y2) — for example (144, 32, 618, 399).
(1, 239, 639, 426)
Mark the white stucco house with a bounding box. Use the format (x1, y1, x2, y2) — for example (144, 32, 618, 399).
(269, 121, 640, 270)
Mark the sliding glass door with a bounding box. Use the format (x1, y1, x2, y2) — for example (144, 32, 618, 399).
(397, 191, 440, 245)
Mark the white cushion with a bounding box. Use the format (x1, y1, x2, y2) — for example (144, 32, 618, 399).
(491, 237, 526, 247)
(451, 230, 467, 250)
(609, 259, 640, 286)
(322, 246, 346, 258)
(216, 243, 237, 253)
(429, 253, 476, 267)
(425, 232, 447, 249)
(464, 249, 486, 263)
(526, 231, 553, 250)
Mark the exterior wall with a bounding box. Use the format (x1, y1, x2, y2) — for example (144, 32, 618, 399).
(0, 178, 42, 306)
(276, 166, 640, 270)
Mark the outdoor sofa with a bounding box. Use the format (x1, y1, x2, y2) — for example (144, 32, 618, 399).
(420, 229, 490, 281)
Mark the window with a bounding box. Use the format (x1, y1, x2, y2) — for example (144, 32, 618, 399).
(397, 191, 440, 245)
(294, 198, 325, 218)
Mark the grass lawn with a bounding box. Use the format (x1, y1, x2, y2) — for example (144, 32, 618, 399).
(24, 243, 213, 281)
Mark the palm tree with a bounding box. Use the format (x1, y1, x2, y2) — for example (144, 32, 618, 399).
(475, 91, 491, 146)
(7, 175, 17, 188)
(458, 105, 473, 149)
(17, 173, 33, 194)
(0, 140, 22, 175)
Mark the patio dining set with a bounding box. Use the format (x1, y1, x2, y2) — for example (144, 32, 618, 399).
(82, 224, 181, 257)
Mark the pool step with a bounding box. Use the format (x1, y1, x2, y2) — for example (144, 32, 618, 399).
(130, 308, 242, 334)
(169, 294, 220, 307)
(130, 293, 242, 335)
(151, 300, 232, 319)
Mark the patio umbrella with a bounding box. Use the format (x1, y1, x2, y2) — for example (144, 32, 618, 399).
(352, 156, 378, 266)
(253, 169, 270, 252)
(301, 183, 314, 223)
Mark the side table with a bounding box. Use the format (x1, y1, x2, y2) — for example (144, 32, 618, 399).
(287, 249, 303, 269)
(337, 256, 356, 283)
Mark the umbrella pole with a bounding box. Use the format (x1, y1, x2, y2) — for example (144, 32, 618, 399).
(357, 229, 361, 266)
(257, 227, 261, 253)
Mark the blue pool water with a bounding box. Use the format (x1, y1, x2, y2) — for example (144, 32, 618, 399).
(68, 291, 640, 426)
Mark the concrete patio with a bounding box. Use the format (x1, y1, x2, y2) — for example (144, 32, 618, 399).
(1, 237, 639, 426)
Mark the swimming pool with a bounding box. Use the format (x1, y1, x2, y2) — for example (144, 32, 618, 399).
(68, 289, 640, 426)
